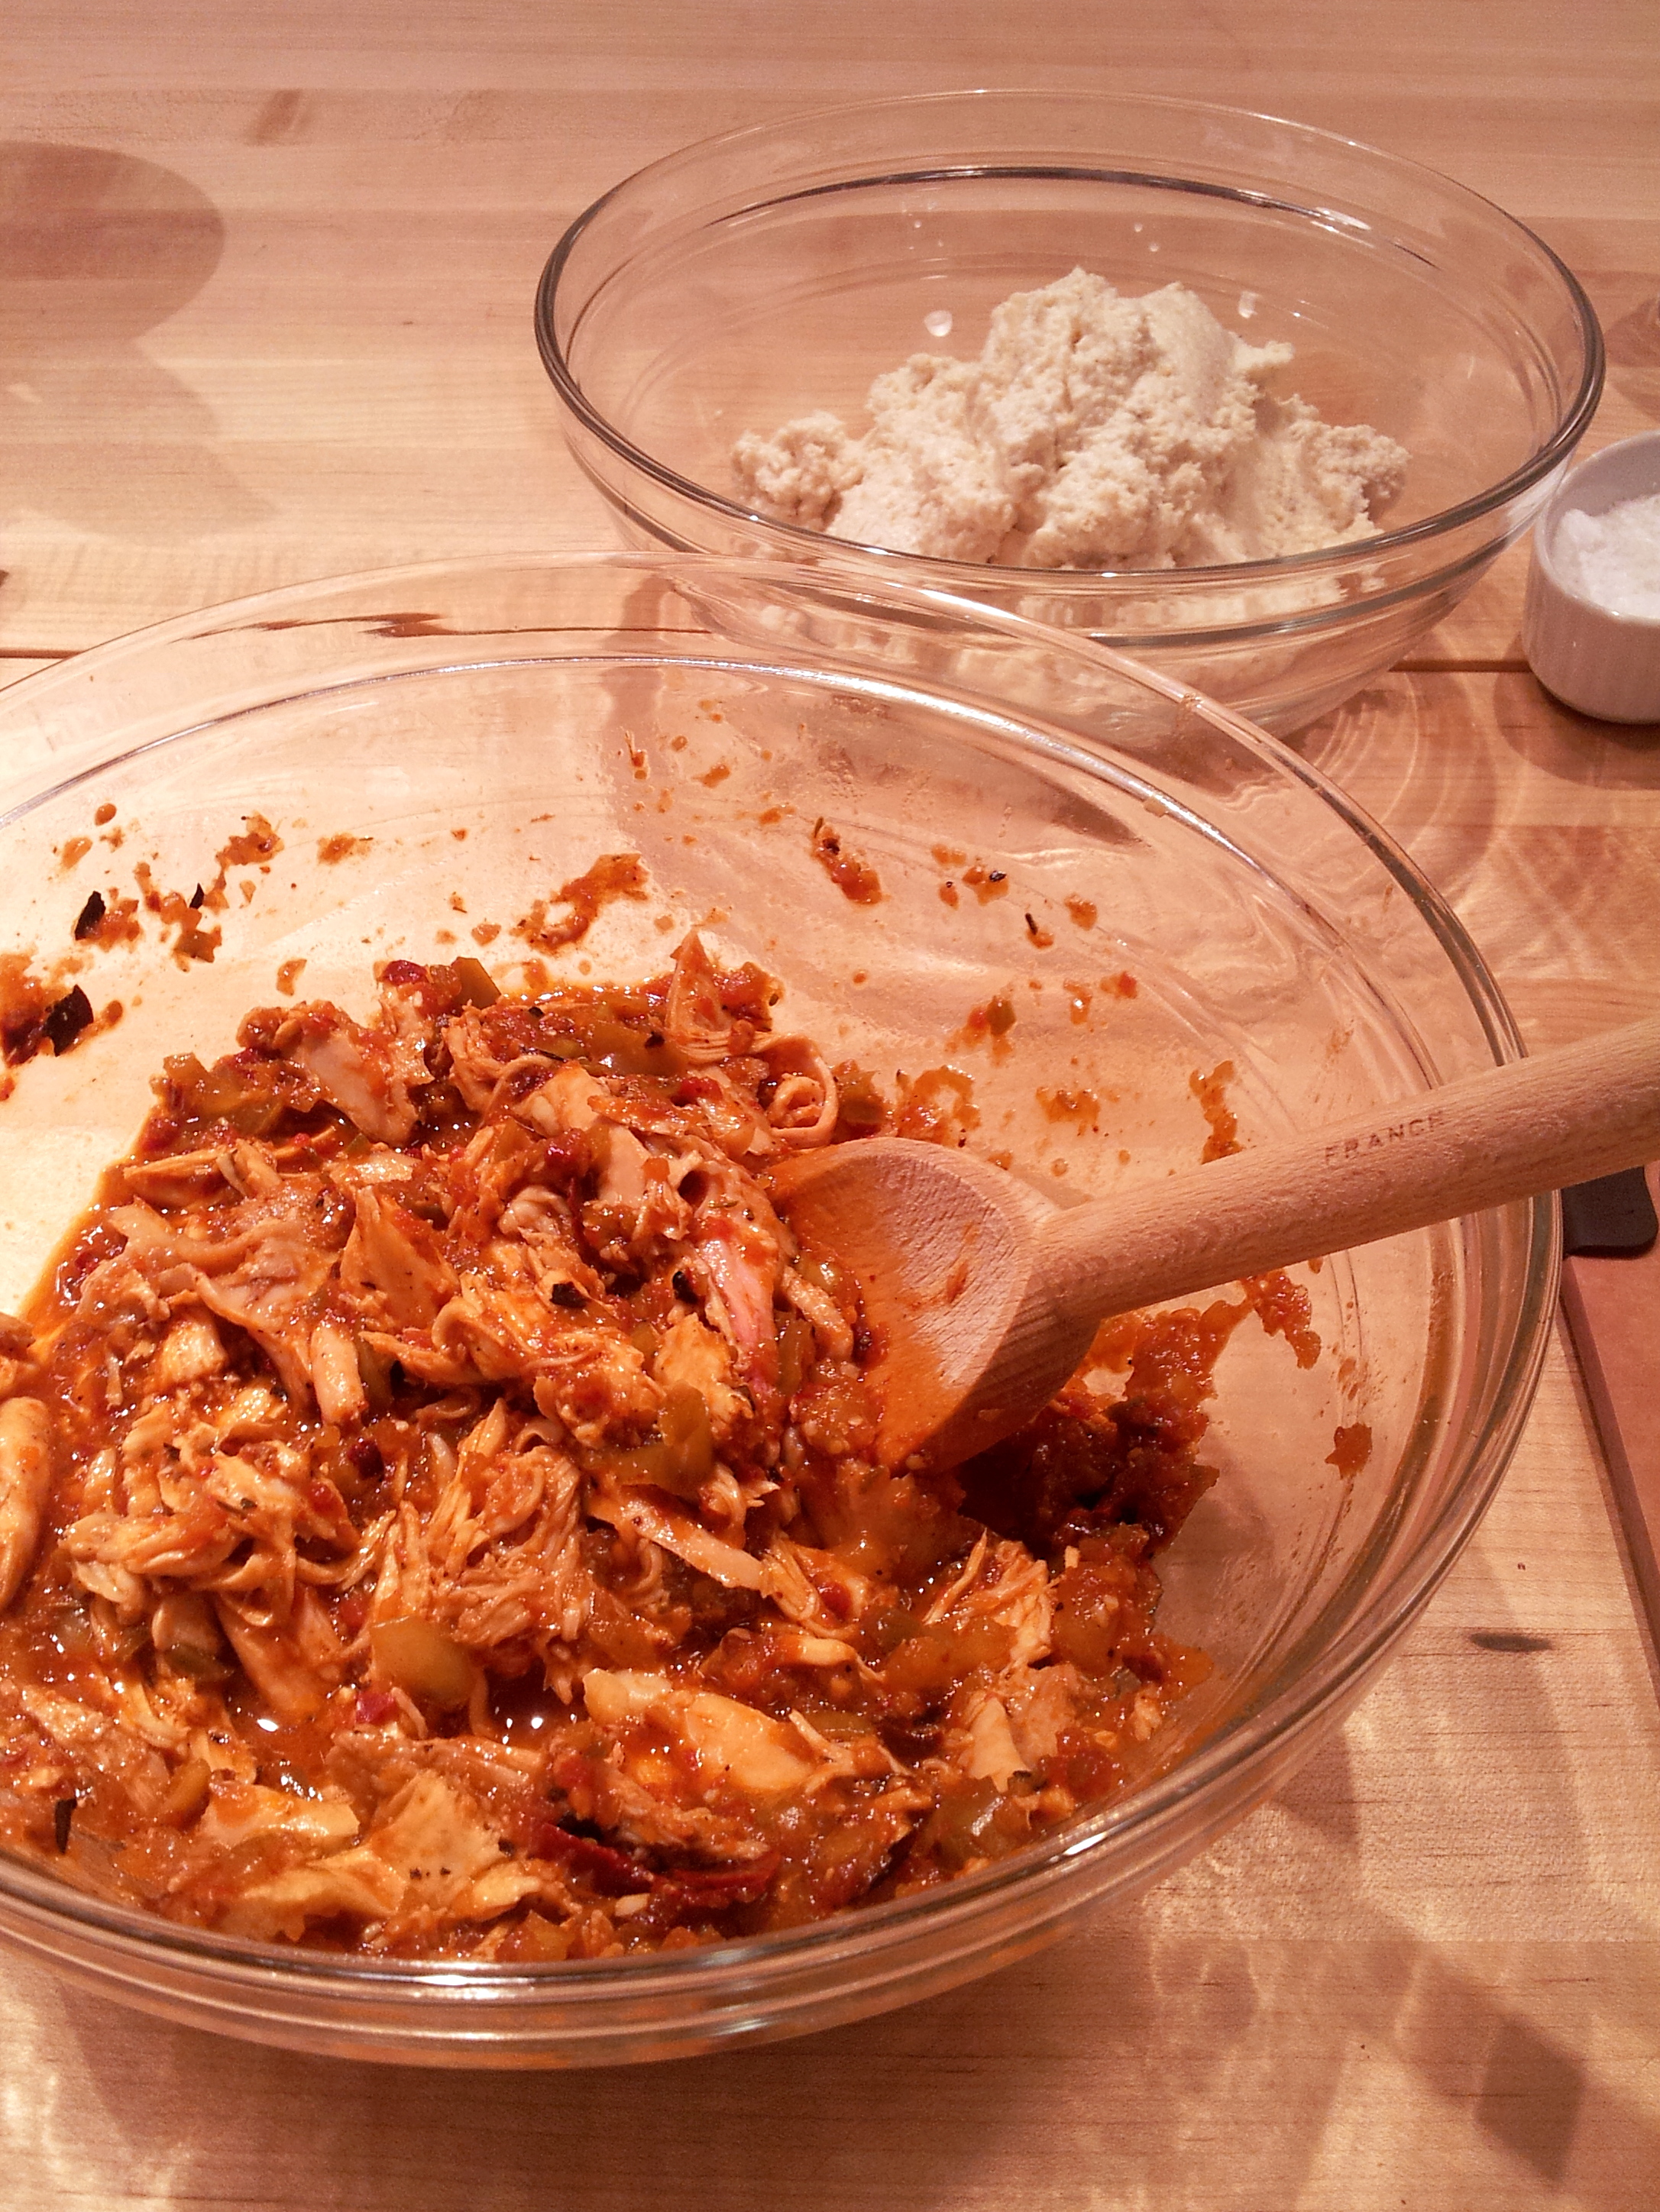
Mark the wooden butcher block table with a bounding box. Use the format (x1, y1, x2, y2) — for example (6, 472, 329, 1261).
(1, 4, 1658, 2206)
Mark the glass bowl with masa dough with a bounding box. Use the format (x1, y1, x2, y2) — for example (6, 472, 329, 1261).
(0, 553, 1552, 2066)
(536, 86, 1602, 734)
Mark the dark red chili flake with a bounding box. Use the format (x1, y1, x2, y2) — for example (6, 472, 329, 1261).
(188, 884, 205, 910)
(72, 891, 107, 941)
(354, 1690, 398, 1726)
(655, 1851, 779, 1910)
(534, 1820, 652, 1896)
(1, 1014, 44, 1066)
(668, 1858, 778, 1911)
(346, 1436, 386, 1480)
(382, 959, 428, 985)
(43, 986, 95, 1056)
(53, 1796, 76, 1853)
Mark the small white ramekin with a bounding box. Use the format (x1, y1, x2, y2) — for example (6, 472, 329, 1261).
(1522, 429, 1660, 724)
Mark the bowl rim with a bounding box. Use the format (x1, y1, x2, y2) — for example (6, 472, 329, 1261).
(0, 549, 1559, 2003)
(534, 83, 1605, 588)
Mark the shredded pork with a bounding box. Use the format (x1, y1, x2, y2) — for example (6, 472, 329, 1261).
(0, 934, 1240, 1958)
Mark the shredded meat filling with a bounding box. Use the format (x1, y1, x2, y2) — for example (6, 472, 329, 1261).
(0, 933, 1262, 1958)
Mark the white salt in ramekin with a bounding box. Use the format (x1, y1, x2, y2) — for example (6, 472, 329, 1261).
(1522, 429, 1660, 723)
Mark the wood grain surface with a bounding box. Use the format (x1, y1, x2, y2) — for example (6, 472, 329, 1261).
(2, 5, 1658, 2207)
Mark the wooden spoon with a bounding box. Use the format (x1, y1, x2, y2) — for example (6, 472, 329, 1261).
(769, 1014, 1660, 1473)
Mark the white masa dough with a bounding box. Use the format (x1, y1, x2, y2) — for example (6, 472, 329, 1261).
(733, 270, 1408, 570)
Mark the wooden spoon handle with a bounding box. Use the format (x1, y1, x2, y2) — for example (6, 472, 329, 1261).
(1038, 1013, 1660, 1328)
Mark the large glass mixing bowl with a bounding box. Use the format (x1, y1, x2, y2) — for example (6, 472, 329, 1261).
(0, 555, 1553, 2064)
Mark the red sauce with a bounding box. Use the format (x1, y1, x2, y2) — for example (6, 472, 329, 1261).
(961, 862, 1009, 905)
(1190, 1059, 1241, 1162)
(1326, 1421, 1373, 1477)
(513, 853, 650, 953)
(1038, 1086, 1101, 1131)
(809, 820, 883, 905)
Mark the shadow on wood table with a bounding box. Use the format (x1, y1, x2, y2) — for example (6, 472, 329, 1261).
(0, 141, 267, 549)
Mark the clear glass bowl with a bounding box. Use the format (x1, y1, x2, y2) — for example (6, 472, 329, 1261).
(0, 554, 1554, 2065)
(536, 89, 1603, 734)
